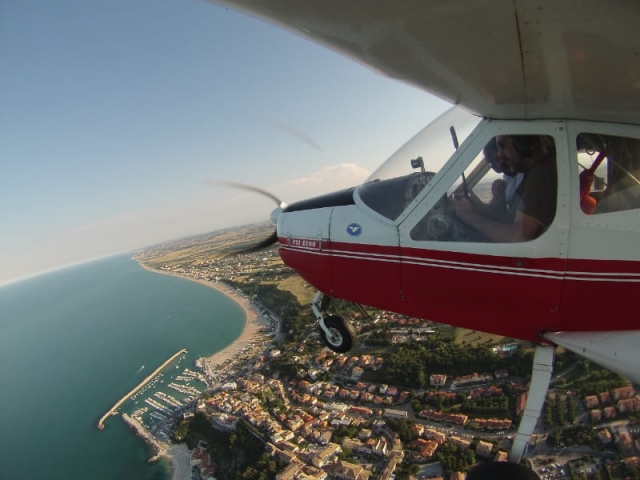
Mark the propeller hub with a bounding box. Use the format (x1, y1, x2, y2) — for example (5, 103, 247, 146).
(270, 205, 286, 224)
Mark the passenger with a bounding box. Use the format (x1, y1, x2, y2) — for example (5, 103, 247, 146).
(452, 135, 557, 242)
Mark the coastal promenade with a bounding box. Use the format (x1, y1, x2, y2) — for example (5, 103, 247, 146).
(97, 348, 187, 429)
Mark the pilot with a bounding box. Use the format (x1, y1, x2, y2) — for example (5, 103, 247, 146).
(468, 138, 525, 221)
(452, 135, 557, 242)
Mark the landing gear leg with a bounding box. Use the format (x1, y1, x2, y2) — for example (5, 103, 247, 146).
(311, 291, 357, 353)
(510, 344, 555, 463)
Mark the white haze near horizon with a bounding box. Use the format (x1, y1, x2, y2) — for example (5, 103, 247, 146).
(0, 163, 371, 287)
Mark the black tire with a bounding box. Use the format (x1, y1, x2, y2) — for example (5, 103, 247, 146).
(467, 462, 540, 480)
(320, 315, 357, 353)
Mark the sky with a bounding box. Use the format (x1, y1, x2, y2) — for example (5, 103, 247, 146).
(0, 0, 450, 286)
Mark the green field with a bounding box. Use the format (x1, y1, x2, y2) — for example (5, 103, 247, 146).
(453, 327, 504, 347)
(275, 276, 315, 306)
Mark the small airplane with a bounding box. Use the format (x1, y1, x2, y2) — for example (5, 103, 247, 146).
(209, 0, 640, 472)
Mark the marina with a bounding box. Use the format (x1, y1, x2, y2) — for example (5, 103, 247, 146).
(97, 348, 187, 429)
(154, 391, 183, 408)
(144, 397, 173, 415)
(167, 382, 200, 396)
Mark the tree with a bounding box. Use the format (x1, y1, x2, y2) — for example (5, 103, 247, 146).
(547, 429, 561, 447)
(567, 396, 577, 424)
(544, 402, 554, 428)
(556, 398, 565, 425)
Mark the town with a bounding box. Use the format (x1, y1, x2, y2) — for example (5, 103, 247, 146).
(135, 225, 640, 480)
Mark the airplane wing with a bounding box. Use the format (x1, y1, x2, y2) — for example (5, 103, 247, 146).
(209, 0, 640, 124)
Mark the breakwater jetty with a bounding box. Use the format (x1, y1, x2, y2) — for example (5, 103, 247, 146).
(97, 348, 187, 429)
(121, 413, 166, 462)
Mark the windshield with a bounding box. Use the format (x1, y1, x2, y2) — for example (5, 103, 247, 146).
(357, 107, 481, 220)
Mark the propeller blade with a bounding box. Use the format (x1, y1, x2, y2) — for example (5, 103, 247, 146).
(203, 180, 284, 254)
(203, 180, 285, 208)
(232, 231, 279, 255)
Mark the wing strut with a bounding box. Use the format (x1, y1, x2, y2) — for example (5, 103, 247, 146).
(509, 344, 554, 463)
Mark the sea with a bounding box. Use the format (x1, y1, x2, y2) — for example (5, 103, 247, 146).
(0, 254, 245, 480)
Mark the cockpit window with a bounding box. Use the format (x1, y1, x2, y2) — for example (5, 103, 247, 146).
(412, 135, 558, 243)
(357, 106, 481, 220)
(577, 133, 640, 215)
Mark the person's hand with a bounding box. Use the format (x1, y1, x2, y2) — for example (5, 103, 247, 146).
(467, 190, 483, 207)
(451, 195, 475, 222)
(491, 178, 507, 197)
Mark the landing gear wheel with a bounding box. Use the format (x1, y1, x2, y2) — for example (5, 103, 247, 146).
(320, 315, 357, 353)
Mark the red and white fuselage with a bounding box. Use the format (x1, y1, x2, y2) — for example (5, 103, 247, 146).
(211, 0, 640, 383)
(278, 115, 640, 344)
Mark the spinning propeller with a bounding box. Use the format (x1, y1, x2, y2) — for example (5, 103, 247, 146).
(203, 181, 287, 254)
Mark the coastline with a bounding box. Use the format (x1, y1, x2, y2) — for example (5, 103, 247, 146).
(134, 260, 268, 367)
(134, 258, 271, 480)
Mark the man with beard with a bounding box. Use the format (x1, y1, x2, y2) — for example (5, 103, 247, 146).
(452, 135, 557, 242)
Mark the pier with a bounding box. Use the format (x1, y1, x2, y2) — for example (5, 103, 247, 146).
(121, 413, 166, 462)
(97, 348, 187, 429)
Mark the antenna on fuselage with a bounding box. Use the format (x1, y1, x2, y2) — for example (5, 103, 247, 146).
(449, 126, 459, 150)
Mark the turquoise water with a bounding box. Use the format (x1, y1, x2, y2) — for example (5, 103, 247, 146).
(0, 255, 245, 480)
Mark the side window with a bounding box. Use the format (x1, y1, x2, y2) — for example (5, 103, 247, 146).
(577, 133, 640, 215)
(411, 135, 557, 243)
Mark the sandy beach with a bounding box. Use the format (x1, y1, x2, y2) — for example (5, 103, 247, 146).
(135, 260, 269, 366)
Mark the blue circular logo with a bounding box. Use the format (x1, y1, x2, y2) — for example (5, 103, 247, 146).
(346, 223, 362, 237)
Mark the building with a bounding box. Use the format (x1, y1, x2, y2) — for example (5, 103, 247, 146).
(598, 429, 613, 444)
(327, 460, 371, 480)
(311, 443, 341, 468)
(516, 393, 528, 417)
(584, 395, 600, 409)
(451, 373, 493, 389)
(372, 437, 389, 456)
(342, 437, 364, 453)
(430, 374, 447, 386)
(613, 386, 635, 400)
(494, 451, 509, 462)
(276, 463, 302, 480)
(476, 440, 494, 458)
(385, 408, 408, 419)
(617, 427, 634, 451)
(424, 428, 446, 444)
(377, 452, 402, 480)
(617, 397, 640, 413)
(409, 438, 439, 459)
(450, 436, 473, 450)
(625, 457, 640, 469)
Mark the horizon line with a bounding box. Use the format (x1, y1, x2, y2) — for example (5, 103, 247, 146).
(0, 250, 134, 290)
